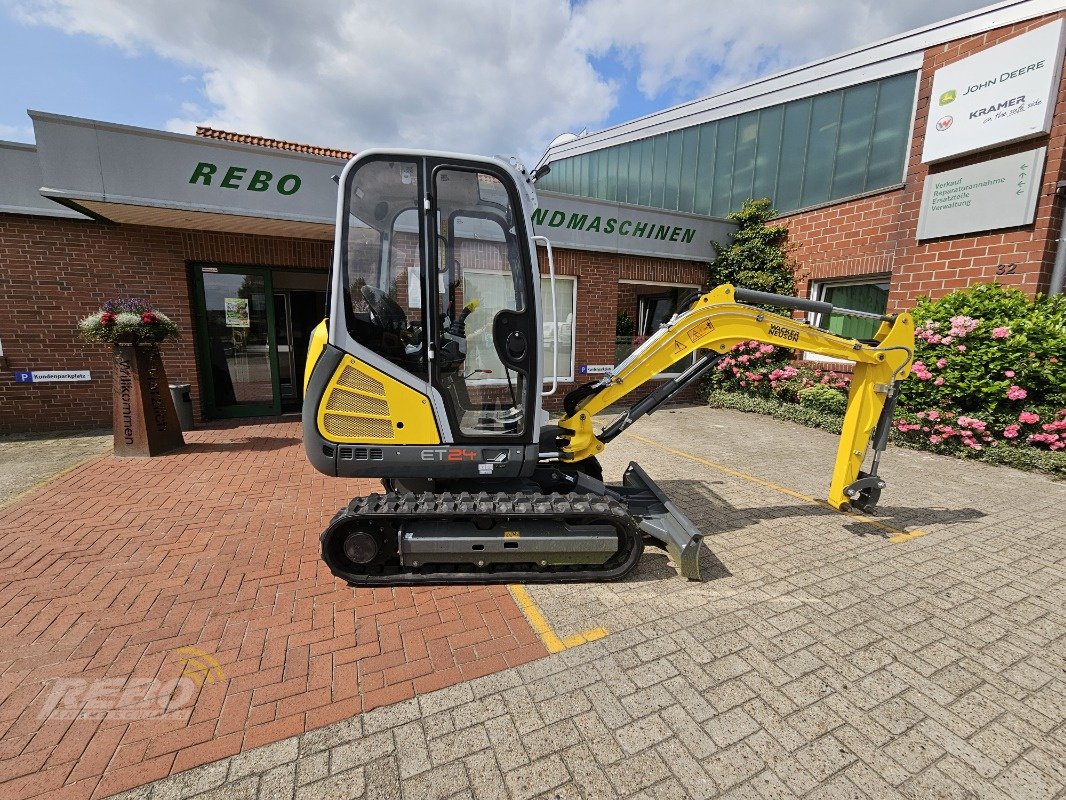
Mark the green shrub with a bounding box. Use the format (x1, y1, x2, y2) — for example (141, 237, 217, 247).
(706, 390, 843, 434)
(707, 341, 850, 404)
(705, 282, 1066, 471)
(902, 283, 1066, 417)
(708, 198, 795, 298)
(707, 390, 1066, 477)
(798, 384, 848, 415)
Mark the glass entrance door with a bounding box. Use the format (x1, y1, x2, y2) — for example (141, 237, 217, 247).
(193, 265, 281, 418)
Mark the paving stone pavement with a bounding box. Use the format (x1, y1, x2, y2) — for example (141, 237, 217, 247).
(0, 430, 111, 506)
(113, 406, 1065, 800)
(0, 422, 544, 800)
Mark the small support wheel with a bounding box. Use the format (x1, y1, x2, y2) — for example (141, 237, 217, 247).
(850, 485, 881, 513)
(845, 470, 883, 514)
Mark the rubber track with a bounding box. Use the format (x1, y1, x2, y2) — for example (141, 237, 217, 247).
(320, 491, 644, 586)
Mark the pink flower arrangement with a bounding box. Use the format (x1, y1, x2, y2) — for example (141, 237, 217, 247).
(991, 327, 1010, 339)
(1019, 411, 1040, 424)
(1002, 425, 1020, 439)
(1007, 385, 1028, 401)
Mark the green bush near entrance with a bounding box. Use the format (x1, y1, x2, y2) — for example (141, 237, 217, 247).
(707, 198, 795, 298)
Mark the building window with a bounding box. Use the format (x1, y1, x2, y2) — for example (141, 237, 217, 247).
(463, 270, 576, 384)
(810, 278, 890, 341)
(541, 274, 576, 383)
(615, 283, 699, 375)
(538, 71, 916, 217)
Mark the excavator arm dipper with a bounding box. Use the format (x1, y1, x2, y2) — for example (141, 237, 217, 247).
(557, 284, 915, 511)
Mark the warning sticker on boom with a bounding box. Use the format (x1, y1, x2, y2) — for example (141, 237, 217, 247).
(687, 319, 715, 343)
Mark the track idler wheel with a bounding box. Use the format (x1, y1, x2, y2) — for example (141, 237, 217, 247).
(321, 514, 398, 576)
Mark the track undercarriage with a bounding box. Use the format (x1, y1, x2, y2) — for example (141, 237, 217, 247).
(319, 462, 704, 586)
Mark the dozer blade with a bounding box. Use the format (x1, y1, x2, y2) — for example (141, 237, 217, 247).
(617, 462, 704, 580)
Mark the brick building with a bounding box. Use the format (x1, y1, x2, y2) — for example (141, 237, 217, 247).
(538, 0, 1066, 339)
(5, 0, 1065, 435)
(0, 117, 727, 433)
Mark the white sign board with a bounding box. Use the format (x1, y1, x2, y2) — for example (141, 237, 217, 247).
(917, 147, 1045, 240)
(533, 191, 735, 263)
(922, 20, 1065, 163)
(13, 370, 91, 383)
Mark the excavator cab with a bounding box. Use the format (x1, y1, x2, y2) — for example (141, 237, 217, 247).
(304, 149, 915, 587)
(304, 151, 547, 485)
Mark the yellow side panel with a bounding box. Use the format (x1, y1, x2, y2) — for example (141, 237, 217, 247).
(303, 319, 328, 393)
(317, 354, 440, 444)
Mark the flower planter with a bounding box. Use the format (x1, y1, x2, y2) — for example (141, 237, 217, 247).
(112, 343, 185, 457)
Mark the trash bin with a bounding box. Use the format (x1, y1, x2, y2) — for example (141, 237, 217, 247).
(170, 383, 194, 431)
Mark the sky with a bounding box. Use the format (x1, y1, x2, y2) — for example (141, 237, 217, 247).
(1, 0, 998, 164)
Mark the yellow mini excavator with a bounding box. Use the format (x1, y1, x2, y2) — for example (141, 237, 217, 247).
(302, 150, 914, 586)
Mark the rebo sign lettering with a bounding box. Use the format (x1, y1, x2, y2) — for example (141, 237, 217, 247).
(189, 162, 302, 195)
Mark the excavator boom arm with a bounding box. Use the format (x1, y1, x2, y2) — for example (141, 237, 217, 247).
(558, 284, 915, 510)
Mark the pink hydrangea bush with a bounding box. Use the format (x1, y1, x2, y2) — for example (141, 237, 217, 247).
(709, 284, 1066, 471)
(712, 341, 850, 403)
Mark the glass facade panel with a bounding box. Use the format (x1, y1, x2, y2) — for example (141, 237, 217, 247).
(752, 106, 784, 202)
(605, 147, 618, 201)
(664, 131, 683, 211)
(776, 100, 811, 211)
(542, 72, 916, 217)
(595, 150, 609, 199)
(831, 82, 879, 200)
(638, 138, 654, 207)
(693, 122, 716, 215)
(730, 111, 759, 210)
(626, 141, 641, 204)
(866, 72, 915, 191)
(678, 127, 699, 213)
(710, 116, 737, 217)
(801, 91, 843, 208)
(651, 134, 668, 209)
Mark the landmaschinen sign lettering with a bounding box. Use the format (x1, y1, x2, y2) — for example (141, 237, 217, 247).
(531, 191, 733, 262)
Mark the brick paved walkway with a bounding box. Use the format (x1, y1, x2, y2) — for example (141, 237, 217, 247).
(111, 406, 1064, 800)
(0, 431, 111, 508)
(0, 421, 544, 800)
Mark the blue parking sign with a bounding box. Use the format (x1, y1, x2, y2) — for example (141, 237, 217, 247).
(14, 371, 33, 383)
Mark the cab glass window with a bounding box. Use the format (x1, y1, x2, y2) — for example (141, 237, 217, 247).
(343, 160, 427, 380)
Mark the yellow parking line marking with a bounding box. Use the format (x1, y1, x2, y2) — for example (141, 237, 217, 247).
(623, 432, 927, 543)
(508, 584, 609, 654)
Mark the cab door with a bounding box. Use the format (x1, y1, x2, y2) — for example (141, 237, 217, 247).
(428, 162, 539, 442)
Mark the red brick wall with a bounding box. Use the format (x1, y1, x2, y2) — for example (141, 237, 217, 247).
(780, 11, 1066, 314)
(0, 214, 329, 434)
(0, 215, 706, 433)
(539, 247, 708, 410)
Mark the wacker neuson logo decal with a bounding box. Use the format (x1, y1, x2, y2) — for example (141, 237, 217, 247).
(189, 161, 302, 195)
(531, 207, 696, 244)
(767, 322, 799, 343)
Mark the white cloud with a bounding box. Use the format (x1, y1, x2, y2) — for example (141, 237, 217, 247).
(570, 0, 994, 101)
(0, 122, 34, 142)
(9, 0, 992, 160)
(9, 0, 616, 163)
